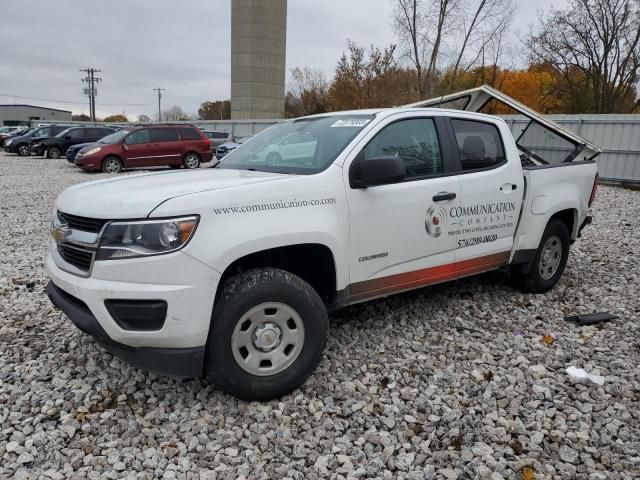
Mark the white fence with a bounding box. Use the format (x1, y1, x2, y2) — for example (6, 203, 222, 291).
(32, 114, 640, 184)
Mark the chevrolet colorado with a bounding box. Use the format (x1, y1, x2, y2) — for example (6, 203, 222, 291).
(46, 87, 600, 400)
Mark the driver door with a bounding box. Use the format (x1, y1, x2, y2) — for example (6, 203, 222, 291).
(345, 114, 461, 302)
(123, 129, 153, 167)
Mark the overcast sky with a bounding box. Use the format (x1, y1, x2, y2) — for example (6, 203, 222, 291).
(0, 0, 565, 119)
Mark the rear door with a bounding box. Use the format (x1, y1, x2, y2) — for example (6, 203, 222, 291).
(149, 128, 181, 166)
(447, 117, 523, 268)
(345, 113, 461, 302)
(123, 129, 152, 167)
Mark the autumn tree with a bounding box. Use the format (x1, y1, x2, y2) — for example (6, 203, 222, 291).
(329, 41, 420, 110)
(103, 114, 128, 122)
(198, 100, 231, 120)
(528, 0, 640, 113)
(285, 67, 330, 118)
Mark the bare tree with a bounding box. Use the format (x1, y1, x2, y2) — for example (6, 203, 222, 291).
(448, 0, 516, 86)
(161, 105, 193, 121)
(393, 0, 457, 96)
(528, 0, 640, 113)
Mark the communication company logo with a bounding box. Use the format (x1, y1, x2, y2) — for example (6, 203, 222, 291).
(425, 205, 447, 238)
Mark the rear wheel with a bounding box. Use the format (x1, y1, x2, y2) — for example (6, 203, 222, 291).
(512, 219, 570, 293)
(206, 268, 328, 400)
(102, 156, 123, 174)
(183, 152, 200, 169)
(46, 147, 61, 159)
(17, 144, 30, 156)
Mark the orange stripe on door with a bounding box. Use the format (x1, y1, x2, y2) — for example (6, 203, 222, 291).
(350, 251, 510, 302)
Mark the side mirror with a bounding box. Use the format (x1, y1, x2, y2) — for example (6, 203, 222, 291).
(350, 155, 406, 188)
(122, 144, 129, 151)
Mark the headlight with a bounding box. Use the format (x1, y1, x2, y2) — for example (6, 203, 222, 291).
(83, 147, 101, 156)
(5, 139, 12, 146)
(96, 216, 199, 260)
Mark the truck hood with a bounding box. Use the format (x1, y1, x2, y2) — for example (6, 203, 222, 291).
(55, 168, 289, 219)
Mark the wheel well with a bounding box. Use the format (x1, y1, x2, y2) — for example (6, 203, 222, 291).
(218, 244, 337, 304)
(184, 151, 200, 158)
(550, 209, 577, 240)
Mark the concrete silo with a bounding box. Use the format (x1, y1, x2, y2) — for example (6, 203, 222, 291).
(231, 0, 287, 119)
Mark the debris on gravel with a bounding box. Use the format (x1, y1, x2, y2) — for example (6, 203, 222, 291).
(1, 155, 639, 479)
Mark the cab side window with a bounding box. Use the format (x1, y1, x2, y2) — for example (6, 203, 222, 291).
(126, 129, 150, 145)
(451, 119, 505, 171)
(363, 118, 442, 179)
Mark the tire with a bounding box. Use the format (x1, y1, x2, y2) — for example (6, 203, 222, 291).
(183, 152, 200, 169)
(512, 219, 570, 293)
(206, 268, 328, 400)
(17, 144, 30, 157)
(101, 156, 123, 173)
(46, 147, 61, 159)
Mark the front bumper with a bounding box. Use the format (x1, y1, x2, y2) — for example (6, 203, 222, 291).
(46, 245, 221, 376)
(46, 281, 205, 377)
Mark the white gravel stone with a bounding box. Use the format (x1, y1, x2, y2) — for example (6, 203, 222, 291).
(0, 154, 639, 478)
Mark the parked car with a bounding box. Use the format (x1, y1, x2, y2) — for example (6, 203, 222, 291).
(202, 130, 232, 149)
(74, 125, 212, 173)
(66, 142, 96, 163)
(4, 125, 68, 156)
(0, 126, 28, 145)
(35, 126, 115, 159)
(46, 86, 599, 400)
(215, 136, 251, 160)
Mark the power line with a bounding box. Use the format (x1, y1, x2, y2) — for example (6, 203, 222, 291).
(153, 87, 166, 121)
(0, 92, 154, 107)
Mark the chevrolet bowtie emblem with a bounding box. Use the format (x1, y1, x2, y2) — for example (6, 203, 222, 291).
(51, 222, 71, 242)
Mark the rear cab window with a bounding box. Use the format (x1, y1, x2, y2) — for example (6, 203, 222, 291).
(450, 119, 506, 171)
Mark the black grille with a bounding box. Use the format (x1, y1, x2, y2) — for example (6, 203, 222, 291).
(58, 211, 109, 233)
(57, 244, 94, 272)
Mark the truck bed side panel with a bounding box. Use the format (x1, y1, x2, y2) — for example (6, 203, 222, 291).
(513, 161, 597, 253)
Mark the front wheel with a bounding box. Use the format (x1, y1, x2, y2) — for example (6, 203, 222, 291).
(17, 144, 30, 156)
(102, 156, 123, 173)
(183, 152, 200, 169)
(512, 219, 570, 293)
(46, 147, 61, 159)
(206, 268, 328, 400)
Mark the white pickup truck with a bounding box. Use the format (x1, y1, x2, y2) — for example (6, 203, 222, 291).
(46, 86, 600, 400)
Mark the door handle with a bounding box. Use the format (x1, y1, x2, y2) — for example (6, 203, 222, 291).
(433, 192, 457, 202)
(500, 183, 517, 191)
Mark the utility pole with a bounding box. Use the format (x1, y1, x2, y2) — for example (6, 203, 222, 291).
(153, 87, 165, 121)
(80, 68, 102, 122)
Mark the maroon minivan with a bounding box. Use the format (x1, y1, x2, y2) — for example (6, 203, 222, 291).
(74, 125, 213, 173)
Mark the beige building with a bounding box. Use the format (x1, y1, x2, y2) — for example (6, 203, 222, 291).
(0, 104, 71, 126)
(231, 0, 287, 119)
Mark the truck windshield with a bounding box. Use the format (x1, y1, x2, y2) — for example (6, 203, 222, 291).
(219, 115, 374, 174)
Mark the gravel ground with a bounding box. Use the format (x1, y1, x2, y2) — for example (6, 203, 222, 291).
(0, 153, 639, 480)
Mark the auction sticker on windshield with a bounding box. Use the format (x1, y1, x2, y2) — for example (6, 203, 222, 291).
(331, 119, 371, 128)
